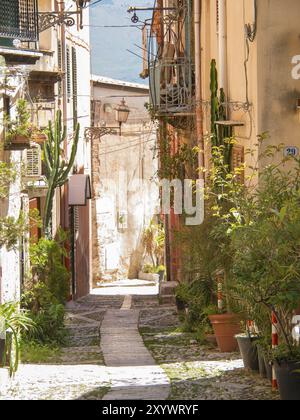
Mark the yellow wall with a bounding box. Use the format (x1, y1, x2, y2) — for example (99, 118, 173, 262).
(201, 0, 300, 175)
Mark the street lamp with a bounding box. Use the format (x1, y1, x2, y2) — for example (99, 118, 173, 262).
(85, 99, 131, 141)
(115, 98, 130, 134)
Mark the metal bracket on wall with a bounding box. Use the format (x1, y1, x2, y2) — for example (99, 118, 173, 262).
(38, 11, 80, 33)
(84, 127, 119, 142)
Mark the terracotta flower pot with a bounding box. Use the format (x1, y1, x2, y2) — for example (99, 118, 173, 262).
(209, 313, 241, 352)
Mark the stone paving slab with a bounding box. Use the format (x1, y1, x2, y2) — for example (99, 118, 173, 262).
(0, 364, 110, 400)
(101, 309, 170, 400)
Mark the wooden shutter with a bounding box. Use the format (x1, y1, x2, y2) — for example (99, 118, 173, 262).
(29, 198, 40, 242)
(66, 45, 71, 100)
(57, 39, 62, 98)
(216, 0, 219, 32)
(26, 148, 41, 177)
(72, 46, 78, 128)
(231, 145, 245, 184)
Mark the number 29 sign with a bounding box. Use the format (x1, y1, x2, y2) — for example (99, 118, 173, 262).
(284, 146, 299, 157)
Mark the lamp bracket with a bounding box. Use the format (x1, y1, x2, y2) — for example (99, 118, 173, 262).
(38, 11, 82, 33)
(84, 127, 119, 142)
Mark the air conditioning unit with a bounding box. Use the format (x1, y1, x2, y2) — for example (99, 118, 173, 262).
(24, 147, 42, 178)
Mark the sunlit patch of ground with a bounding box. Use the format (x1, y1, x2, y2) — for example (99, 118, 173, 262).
(140, 326, 279, 400)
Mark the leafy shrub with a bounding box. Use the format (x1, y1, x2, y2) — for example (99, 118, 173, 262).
(22, 283, 67, 345)
(29, 229, 70, 304)
(22, 230, 70, 345)
(0, 302, 35, 375)
(208, 137, 300, 359)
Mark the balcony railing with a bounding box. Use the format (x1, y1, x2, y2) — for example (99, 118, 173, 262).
(149, 58, 194, 116)
(0, 0, 39, 42)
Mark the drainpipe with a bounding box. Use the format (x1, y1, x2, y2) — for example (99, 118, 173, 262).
(218, 0, 227, 92)
(194, 0, 204, 176)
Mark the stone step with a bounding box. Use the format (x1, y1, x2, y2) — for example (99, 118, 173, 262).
(159, 281, 178, 296)
(160, 295, 176, 305)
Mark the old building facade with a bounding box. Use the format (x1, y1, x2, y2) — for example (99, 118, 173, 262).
(0, 0, 92, 303)
(90, 76, 158, 285)
(143, 0, 300, 283)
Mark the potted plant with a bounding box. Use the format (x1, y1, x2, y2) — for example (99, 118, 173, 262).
(139, 264, 159, 282)
(272, 344, 300, 400)
(0, 302, 35, 375)
(142, 218, 165, 274)
(156, 265, 166, 283)
(235, 323, 259, 371)
(4, 99, 46, 150)
(0, 319, 5, 366)
(208, 270, 241, 352)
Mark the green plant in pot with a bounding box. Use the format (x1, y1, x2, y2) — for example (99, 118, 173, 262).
(204, 145, 244, 353)
(208, 269, 242, 353)
(235, 322, 260, 372)
(0, 302, 35, 376)
(156, 265, 166, 282)
(228, 145, 300, 399)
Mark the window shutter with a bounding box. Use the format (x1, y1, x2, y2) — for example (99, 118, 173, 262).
(74, 206, 79, 233)
(216, 0, 219, 32)
(231, 145, 245, 184)
(57, 40, 62, 99)
(72, 46, 78, 128)
(66, 45, 71, 100)
(26, 148, 41, 177)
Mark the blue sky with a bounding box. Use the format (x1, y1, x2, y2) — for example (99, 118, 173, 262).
(90, 0, 153, 84)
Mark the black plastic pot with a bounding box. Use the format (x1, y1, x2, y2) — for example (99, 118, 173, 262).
(158, 270, 165, 283)
(175, 297, 186, 312)
(275, 361, 300, 400)
(236, 335, 259, 371)
(0, 338, 5, 367)
(257, 346, 267, 378)
(264, 356, 273, 383)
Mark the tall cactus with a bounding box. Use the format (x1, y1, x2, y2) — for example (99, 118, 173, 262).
(210, 59, 232, 165)
(43, 110, 80, 235)
(210, 59, 219, 147)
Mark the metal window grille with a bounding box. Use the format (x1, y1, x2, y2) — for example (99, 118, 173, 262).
(0, 0, 38, 42)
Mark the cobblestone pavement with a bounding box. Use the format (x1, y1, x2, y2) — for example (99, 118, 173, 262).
(0, 298, 111, 400)
(101, 308, 170, 400)
(139, 307, 280, 400)
(0, 282, 281, 400)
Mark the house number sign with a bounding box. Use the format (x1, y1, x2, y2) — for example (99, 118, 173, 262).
(284, 146, 299, 157)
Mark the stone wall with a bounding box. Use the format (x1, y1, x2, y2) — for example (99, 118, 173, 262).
(91, 81, 158, 284)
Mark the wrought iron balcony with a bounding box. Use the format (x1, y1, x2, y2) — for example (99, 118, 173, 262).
(0, 0, 38, 42)
(149, 58, 195, 116)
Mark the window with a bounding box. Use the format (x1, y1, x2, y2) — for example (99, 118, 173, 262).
(66, 45, 71, 100)
(25, 147, 42, 178)
(231, 145, 245, 184)
(57, 40, 62, 99)
(0, 0, 38, 43)
(72, 47, 78, 128)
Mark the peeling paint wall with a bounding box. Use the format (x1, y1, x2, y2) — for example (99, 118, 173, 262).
(91, 81, 159, 284)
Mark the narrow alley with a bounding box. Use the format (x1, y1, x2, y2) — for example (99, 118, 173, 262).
(1, 0, 300, 403)
(0, 280, 278, 400)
